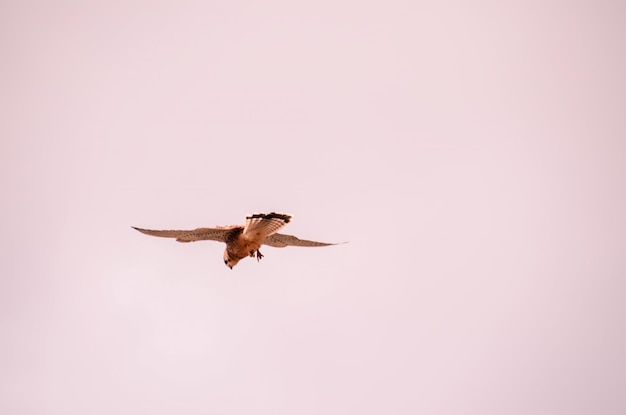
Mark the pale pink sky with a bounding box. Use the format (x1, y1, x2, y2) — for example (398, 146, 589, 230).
(2, 1, 625, 414)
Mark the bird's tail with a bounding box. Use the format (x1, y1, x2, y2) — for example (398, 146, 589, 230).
(243, 212, 292, 237)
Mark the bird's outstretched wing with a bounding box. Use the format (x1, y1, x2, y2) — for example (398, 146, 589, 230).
(132, 226, 237, 243)
(262, 233, 342, 248)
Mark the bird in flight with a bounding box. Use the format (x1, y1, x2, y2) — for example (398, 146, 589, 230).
(132, 212, 342, 269)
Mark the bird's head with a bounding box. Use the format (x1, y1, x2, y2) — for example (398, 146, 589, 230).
(223, 251, 240, 269)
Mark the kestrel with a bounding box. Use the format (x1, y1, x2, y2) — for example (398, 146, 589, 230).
(132, 212, 342, 269)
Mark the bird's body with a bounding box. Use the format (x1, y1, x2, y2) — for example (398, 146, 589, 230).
(133, 212, 341, 268)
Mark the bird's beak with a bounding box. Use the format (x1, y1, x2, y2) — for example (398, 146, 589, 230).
(229, 265, 233, 269)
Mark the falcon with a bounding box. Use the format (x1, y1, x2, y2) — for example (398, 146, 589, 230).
(132, 212, 342, 269)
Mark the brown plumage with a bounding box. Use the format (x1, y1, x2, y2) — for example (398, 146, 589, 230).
(132, 212, 342, 269)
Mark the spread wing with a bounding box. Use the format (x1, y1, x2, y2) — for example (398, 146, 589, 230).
(262, 233, 341, 248)
(132, 226, 237, 243)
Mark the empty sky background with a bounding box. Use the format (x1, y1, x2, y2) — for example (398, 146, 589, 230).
(2, 1, 625, 414)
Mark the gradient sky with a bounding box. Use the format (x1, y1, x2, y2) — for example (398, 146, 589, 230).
(2, 1, 625, 414)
